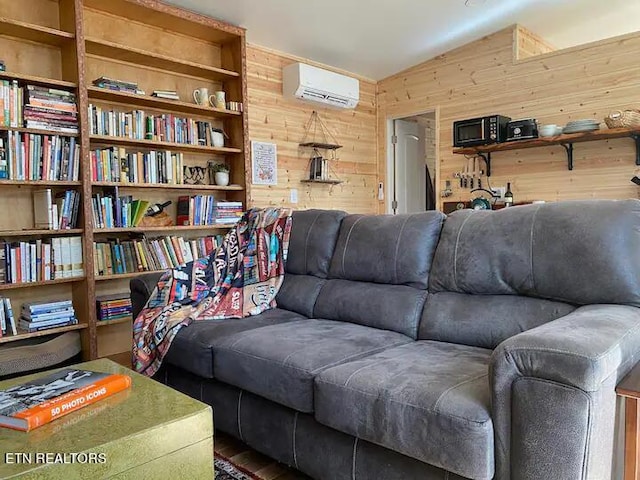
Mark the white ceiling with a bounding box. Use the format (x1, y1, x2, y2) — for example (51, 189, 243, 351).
(165, 0, 640, 80)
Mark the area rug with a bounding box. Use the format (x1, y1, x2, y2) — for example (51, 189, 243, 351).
(215, 454, 261, 480)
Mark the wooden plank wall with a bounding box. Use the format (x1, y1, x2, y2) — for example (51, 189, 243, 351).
(377, 25, 640, 212)
(246, 45, 378, 213)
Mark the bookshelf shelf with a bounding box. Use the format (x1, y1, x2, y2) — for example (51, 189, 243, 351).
(95, 270, 165, 282)
(87, 87, 242, 118)
(0, 179, 82, 187)
(89, 135, 242, 155)
(0, 126, 79, 137)
(0, 229, 83, 237)
(92, 181, 244, 191)
(93, 225, 237, 234)
(0, 323, 88, 345)
(97, 316, 133, 327)
(0, 72, 77, 89)
(85, 38, 240, 81)
(0, 277, 86, 292)
(0, 17, 75, 46)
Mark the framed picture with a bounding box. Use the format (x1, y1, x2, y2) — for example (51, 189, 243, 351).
(251, 141, 277, 185)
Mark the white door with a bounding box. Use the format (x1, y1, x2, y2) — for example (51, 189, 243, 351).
(392, 119, 426, 214)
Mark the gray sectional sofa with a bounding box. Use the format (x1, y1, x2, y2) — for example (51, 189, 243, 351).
(131, 201, 640, 480)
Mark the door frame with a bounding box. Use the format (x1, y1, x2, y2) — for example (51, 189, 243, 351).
(385, 107, 440, 213)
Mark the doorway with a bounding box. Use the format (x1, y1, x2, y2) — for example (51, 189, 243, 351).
(386, 111, 437, 214)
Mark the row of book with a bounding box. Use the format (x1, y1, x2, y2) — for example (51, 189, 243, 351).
(20, 299, 77, 333)
(92, 193, 149, 229)
(92, 77, 143, 95)
(0, 80, 22, 127)
(33, 189, 82, 230)
(23, 85, 78, 134)
(87, 104, 227, 147)
(90, 146, 185, 185)
(96, 293, 132, 322)
(0, 132, 80, 181)
(93, 235, 224, 276)
(0, 298, 17, 337)
(0, 237, 84, 284)
(177, 197, 243, 226)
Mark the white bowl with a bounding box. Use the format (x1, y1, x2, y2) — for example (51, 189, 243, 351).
(539, 125, 562, 137)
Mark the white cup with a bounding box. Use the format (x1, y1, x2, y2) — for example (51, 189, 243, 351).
(211, 91, 226, 109)
(193, 87, 209, 105)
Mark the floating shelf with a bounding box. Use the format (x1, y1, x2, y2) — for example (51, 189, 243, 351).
(85, 37, 240, 81)
(301, 179, 343, 185)
(92, 182, 244, 191)
(93, 225, 237, 233)
(0, 126, 79, 137)
(453, 126, 640, 175)
(0, 71, 77, 89)
(299, 142, 343, 150)
(0, 323, 88, 345)
(0, 229, 83, 237)
(89, 135, 242, 155)
(87, 87, 242, 118)
(95, 270, 165, 281)
(0, 17, 74, 46)
(0, 277, 85, 291)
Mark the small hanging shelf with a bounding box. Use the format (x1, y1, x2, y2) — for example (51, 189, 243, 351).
(300, 111, 343, 184)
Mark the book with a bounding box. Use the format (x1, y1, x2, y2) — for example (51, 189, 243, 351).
(33, 189, 54, 229)
(0, 368, 131, 431)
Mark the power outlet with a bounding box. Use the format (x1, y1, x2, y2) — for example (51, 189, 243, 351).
(290, 188, 298, 204)
(491, 186, 506, 200)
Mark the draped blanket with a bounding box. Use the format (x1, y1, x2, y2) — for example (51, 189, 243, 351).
(133, 207, 292, 376)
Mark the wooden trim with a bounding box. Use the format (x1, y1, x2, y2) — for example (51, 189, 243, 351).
(625, 397, 640, 480)
(0, 277, 86, 291)
(0, 71, 77, 89)
(0, 323, 88, 345)
(0, 16, 75, 46)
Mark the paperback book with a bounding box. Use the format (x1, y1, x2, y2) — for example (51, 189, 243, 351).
(0, 369, 131, 431)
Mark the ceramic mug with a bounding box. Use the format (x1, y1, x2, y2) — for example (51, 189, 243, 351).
(193, 87, 209, 105)
(211, 91, 226, 109)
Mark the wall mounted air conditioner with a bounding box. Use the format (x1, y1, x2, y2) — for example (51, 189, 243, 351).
(282, 62, 359, 109)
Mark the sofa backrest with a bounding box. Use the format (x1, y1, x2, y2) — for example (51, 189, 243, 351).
(420, 199, 640, 348)
(314, 212, 445, 338)
(275, 209, 347, 317)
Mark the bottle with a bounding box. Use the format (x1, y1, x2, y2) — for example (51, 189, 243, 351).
(146, 201, 172, 217)
(504, 182, 513, 207)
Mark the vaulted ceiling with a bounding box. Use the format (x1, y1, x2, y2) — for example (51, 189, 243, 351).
(166, 0, 640, 80)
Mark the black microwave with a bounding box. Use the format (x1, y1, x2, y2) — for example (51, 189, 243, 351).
(453, 115, 511, 147)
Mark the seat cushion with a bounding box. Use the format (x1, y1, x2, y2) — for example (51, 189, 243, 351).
(164, 308, 306, 379)
(314, 341, 494, 480)
(213, 319, 412, 413)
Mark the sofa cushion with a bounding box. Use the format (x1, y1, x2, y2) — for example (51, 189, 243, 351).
(163, 308, 306, 379)
(286, 209, 347, 277)
(314, 341, 493, 480)
(328, 212, 445, 288)
(275, 274, 325, 318)
(314, 280, 427, 338)
(420, 291, 576, 349)
(429, 200, 640, 306)
(213, 319, 412, 413)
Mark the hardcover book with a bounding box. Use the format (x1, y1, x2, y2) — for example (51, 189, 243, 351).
(0, 368, 131, 431)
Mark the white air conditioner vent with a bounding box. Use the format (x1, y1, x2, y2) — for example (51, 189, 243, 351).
(283, 63, 359, 109)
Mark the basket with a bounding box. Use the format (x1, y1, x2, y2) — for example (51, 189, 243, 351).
(604, 109, 640, 129)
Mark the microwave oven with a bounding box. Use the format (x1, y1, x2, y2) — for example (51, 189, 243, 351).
(453, 115, 511, 147)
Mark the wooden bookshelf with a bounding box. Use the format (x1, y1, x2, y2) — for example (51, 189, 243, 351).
(0, 323, 88, 345)
(89, 135, 242, 155)
(97, 316, 132, 327)
(0, 126, 79, 137)
(87, 86, 242, 118)
(0, 0, 249, 363)
(95, 270, 164, 282)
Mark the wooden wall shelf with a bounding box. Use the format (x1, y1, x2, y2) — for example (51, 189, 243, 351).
(453, 127, 640, 175)
(299, 142, 343, 150)
(301, 179, 343, 185)
(0, 277, 85, 292)
(0, 323, 88, 345)
(85, 38, 240, 81)
(0, 229, 83, 237)
(92, 182, 244, 191)
(95, 270, 165, 282)
(0, 17, 74, 46)
(89, 135, 242, 155)
(0, 180, 82, 187)
(87, 87, 241, 118)
(0, 71, 77, 89)
(0, 126, 79, 137)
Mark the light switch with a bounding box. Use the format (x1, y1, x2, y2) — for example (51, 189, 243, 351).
(290, 188, 298, 203)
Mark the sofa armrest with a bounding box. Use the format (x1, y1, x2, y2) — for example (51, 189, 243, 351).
(130, 272, 165, 319)
(490, 304, 640, 480)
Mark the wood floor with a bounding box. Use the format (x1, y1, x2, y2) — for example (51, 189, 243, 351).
(215, 432, 310, 480)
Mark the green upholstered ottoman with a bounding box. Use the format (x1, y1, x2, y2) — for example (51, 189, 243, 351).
(0, 359, 214, 479)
